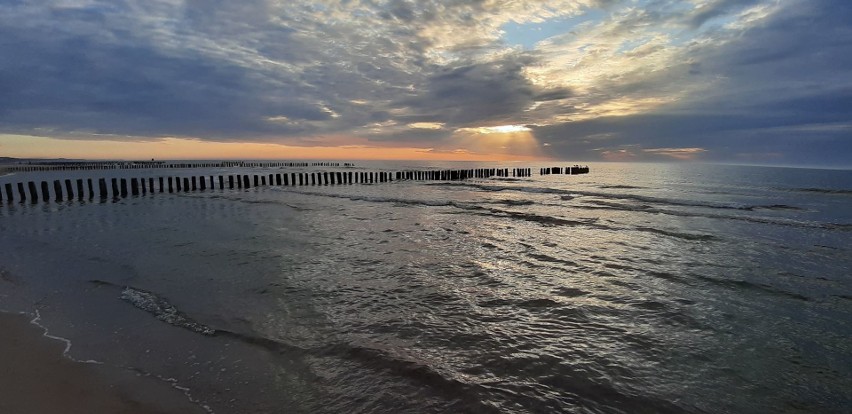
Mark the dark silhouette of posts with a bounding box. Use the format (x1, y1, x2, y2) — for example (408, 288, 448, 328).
(98, 179, 107, 199)
(5, 183, 13, 202)
(88, 179, 94, 199)
(111, 178, 119, 199)
(27, 182, 37, 202)
(65, 179, 73, 199)
(220, 176, 225, 190)
(77, 179, 84, 200)
(131, 178, 139, 196)
(53, 180, 63, 201)
(183, 177, 190, 192)
(120, 179, 128, 197)
(17, 183, 26, 202)
(40, 182, 49, 202)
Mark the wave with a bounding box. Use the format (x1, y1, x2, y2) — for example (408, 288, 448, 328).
(580, 200, 850, 232)
(785, 187, 852, 196)
(466, 208, 605, 229)
(118, 286, 216, 335)
(633, 226, 717, 241)
(599, 185, 648, 189)
(434, 182, 811, 213)
(93, 279, 501, 413)
(690, 275, 810, 302)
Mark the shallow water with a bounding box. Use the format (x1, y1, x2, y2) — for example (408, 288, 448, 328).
(1, 162, 850, 413)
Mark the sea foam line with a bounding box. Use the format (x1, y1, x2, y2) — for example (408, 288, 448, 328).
(1, 308, 215, 414)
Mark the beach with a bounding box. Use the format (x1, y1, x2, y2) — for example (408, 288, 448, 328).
(0, 311, 207, 414)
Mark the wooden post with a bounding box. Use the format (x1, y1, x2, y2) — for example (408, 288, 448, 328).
(311, 173, 316, 186)
(253, 175, 259, 187)
(229, 175, 234, 189)
(183, 177, 190, 192)
(4, 183, 12, 202)
(76, 179, 84, 200)
(243, 175, 250, 188)
(65, 179, 74, 199)
(261, 175, 267, 186)
(40, 181, 50, 202)
(98, 178, 107, 199)
(120, 178, 128, 197)
(149, 178, 155, 194)
(276, 174, 282, 186)
(17, 183, 26, 202)
(298, 173, 303, 186)
(200, 176, 206, 191)
(26, 181, 37, 202)
(53, 180, 63, 202)
(219, 175, 224, 190)
(168, 177, 174, 193)
(131, 178, 139, 195)
(191, 176, 197, 191)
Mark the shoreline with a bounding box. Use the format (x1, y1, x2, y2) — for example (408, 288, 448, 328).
(0, 311, 209, 414)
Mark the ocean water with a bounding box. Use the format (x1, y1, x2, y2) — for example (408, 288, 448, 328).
(1, 162, 850, 413)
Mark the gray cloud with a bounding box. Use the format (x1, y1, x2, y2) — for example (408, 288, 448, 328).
(0, 0, 849, 165)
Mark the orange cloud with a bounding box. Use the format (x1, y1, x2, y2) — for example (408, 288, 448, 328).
(642, 147, 707, 160)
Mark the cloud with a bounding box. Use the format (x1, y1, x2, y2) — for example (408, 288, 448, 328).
(0, 0, 849, 165)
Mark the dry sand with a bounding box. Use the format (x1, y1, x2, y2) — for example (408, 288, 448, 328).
(0, 311, 209, 414)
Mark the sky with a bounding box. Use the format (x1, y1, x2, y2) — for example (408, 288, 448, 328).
(0, 0, 850, 165)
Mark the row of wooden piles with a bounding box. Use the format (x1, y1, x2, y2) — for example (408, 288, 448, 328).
(540, 166, 590, 175)
(0, 167, 536, 204)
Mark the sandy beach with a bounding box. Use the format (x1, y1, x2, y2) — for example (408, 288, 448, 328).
(0, 311, 208, 414)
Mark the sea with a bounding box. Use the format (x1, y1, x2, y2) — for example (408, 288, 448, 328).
(1, 161, 850, 414)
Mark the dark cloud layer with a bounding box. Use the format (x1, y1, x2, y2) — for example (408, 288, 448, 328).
(0, 0, 850, 165)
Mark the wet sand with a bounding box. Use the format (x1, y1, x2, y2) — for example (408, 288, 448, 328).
(0, 311, 208, 414)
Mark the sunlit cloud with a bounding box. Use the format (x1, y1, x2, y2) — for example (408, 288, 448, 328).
(0, 0, 849, 165)
(457, 125, 532, 134)
(408, 122, 445, 130)
(643, 147, 708, 160)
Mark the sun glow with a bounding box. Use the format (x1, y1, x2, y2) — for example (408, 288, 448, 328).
(458, 125, 532, 134)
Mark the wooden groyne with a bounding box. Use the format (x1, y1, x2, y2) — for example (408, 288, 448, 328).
(540, 166, 589, 175)
(0, 166, 584, 204)
(1, 161, 355, 173)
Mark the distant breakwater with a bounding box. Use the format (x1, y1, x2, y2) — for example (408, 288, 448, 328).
(0, 164, 589, 204)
